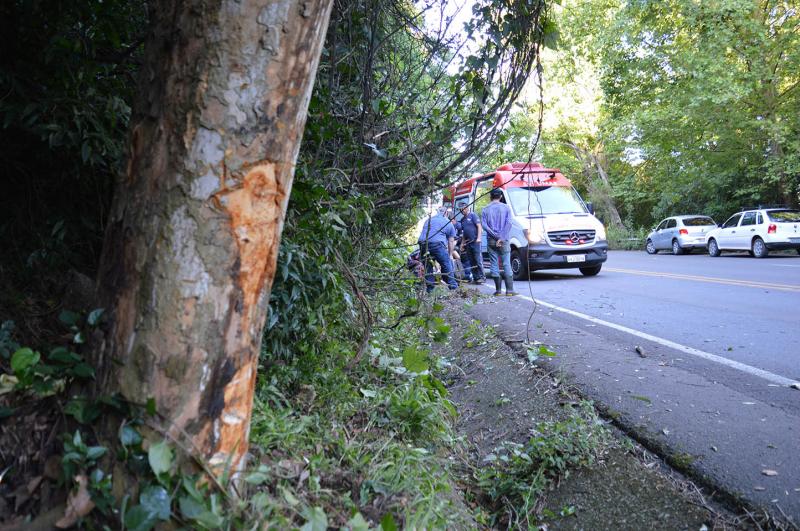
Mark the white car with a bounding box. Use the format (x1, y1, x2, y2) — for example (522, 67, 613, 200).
(645, 215, 717, 255)
(706, 208, 800, 258)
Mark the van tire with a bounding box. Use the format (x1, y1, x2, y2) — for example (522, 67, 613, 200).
(579, 265, 602, 276)
(510, 248, 530, 280)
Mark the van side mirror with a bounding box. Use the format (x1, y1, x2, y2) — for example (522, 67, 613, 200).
(586, 202, 594, 215)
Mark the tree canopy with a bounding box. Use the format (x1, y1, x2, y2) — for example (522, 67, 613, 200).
(504, 0, 800, 228)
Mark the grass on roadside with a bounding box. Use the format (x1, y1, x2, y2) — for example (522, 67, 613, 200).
(246, 288, 477, 529)
(472, 401, 619, 529)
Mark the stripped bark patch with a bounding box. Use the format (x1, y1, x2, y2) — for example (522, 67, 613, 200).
(222, 163, 287, 332)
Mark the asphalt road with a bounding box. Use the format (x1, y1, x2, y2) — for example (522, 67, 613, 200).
(468, 250, 800, 521)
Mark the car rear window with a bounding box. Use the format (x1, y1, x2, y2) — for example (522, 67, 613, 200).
(767, 210, 800, 222)
(682, 216, 715, 226)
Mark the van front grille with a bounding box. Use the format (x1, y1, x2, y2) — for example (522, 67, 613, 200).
(548, 230, 596, 245)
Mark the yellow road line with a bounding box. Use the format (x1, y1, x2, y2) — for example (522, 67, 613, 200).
(604, 267, 800, 293)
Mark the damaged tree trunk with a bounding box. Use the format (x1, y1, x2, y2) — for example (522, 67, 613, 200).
(94, 0, 332, 472)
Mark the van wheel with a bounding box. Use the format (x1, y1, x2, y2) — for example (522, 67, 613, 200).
(708, 239, 720, 257)
(752, 237, 769, 258)
(646, 239, 657, 254)
(510, 249, 530, 280)
(579, 265, 602, 276)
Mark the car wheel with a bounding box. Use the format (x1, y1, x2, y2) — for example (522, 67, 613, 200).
(579, 265, 602, 276)
(646, 239, 657, 254)
(510, 248, 530, 280)
(708, 239, 720, 257)
(672, 239, 684, 255)
(752, 237, 769, 258)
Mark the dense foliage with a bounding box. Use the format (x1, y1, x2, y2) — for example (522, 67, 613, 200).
(0, 0, 553, 527)
(501, 0, 800, 229)
(265, 0, 552, 376)
(0, 0, 146, 276)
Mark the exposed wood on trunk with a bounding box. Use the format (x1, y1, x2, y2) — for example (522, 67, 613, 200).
(94, 0, 333, 473)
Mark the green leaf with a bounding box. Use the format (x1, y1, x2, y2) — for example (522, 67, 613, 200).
(182, 476, 204, 502)
(58, 310, 81, 327)
(73, 331, 86, 344)
(65, 398, 101, 424)
(140, 485, 171, 520)
(70, 362, 95, 379)
(401, 346, 428, 374)
(538, 345, 557, 357)
(250, 492, 269, 511)
(48, 347, 81, 364)
(359, 388, 377, 398)
(123, 505, 157, 531)
(85, 446, 107, 461)
(279, 485, 299, 506)
(86, 308, 105, 327)
(422, 375, 448, 398)
(178, 495, 204, 518)
(146, 397, 156, 416)
(179, 496, 223, 528)
(89, 468, 104, 484)
(300, 506, 328, 531)
(347, 513, 370, 531)
(120, 425, 142, 447)
(11, 348, 39, 375)
(243, 467, 269, 485)
(380, 512, 398, 531)
(148, 441, 172, 475)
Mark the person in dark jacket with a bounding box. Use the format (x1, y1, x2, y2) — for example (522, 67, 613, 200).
(459, 204, 485, 283)
(480, 189, 515, 295)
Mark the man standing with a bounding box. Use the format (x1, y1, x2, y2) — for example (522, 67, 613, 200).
(481, 189, 515, 296)
(418, 206, 459, 292)
(459, 204, 485, 283)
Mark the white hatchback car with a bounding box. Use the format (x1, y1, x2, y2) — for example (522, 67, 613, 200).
(645, 215, 717, 255)
(706, 208, 800, 258)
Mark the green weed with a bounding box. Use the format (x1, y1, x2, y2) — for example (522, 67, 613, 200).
(475, 402, 617, 528)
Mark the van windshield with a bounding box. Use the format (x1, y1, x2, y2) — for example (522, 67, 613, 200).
(506, 186, 587, 216)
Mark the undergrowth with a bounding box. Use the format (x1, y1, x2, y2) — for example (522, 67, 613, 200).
(606, 225, 648, 251)
(248, 282, 476, 529)
(474, 401, 618, 529)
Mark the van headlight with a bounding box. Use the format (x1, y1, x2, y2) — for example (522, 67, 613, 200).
(596, 226, 607, 241)
(524, 228, 545, 244)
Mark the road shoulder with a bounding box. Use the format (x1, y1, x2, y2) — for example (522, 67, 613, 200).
(460, 288, 800, 528)
(437, 293, 736, 529)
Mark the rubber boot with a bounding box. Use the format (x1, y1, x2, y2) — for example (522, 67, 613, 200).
(504, 273, 516, 296)
(493, 276, 502, 296)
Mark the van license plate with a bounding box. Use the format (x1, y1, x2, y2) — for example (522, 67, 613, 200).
(566, 255, 586, 263)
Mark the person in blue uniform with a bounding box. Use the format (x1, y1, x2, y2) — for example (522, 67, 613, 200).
(417, 207, 458, 292)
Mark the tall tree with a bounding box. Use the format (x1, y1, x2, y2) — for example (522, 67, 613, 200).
(93, 0, 333, 472)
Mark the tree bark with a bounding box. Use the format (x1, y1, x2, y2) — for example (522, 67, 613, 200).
(94, 0, 333, 473)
